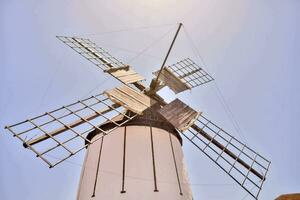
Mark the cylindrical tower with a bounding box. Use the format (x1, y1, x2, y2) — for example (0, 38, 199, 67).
(77, 106, 193, 200)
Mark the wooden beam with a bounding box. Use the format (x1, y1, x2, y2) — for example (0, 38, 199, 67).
(150, 23, 183, 93)
(191, 124, 265, 180)
(73, 38, 144, 85)
(153, 68, 191, 94)
(73, 38, 116, 69)
(178, 68, 201, 79)
(103, 65, 130, 73)
(24, 104, 120, 147)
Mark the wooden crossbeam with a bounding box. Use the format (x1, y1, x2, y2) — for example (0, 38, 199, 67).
(190, 124, 265, 181)
(105, 86, 156, 115)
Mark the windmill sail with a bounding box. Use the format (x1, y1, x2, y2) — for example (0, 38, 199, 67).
(5, 92, 137, 168)
(153, 58, 214, 94)
(56, 36, 145, 85)
(158, 99, 270, 199)
(183, 115, 270, 199)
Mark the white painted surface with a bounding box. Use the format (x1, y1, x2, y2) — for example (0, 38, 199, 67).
(77, 125, 193, 200)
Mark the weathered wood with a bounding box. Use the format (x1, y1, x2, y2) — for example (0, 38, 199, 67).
(105, 86, 156, 115)
(153, 68, 190, 94)
(109, 68, 144, 84)
(151, 23, 183, 92)
(104, 65, 130, 73)
(178, 68, 201, 79)
(158, 99, 199, 131)
(149, 78, 165, 92)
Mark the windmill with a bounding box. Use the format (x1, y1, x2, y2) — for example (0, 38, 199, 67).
(4, 23, 270, 200)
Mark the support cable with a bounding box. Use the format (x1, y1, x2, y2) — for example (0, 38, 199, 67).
(74, 23, 176, 37)
(182, 26, 269, 199)
(151, 23, 183, 92)
(127, 26, 176, 64)
(182, 26, 248, 145)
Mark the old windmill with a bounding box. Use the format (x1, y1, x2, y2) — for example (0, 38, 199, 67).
(5, 23, 270, 199)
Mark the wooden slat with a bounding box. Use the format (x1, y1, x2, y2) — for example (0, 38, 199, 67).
(105, 86, 156, 115)
(104, 65, 129, 73)
(158, 99, 200, 131)
(153, 68, 190, 94)
(109, 67, 144, 84)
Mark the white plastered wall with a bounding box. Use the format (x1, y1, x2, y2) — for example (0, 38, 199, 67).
(77, 125, 193, 200)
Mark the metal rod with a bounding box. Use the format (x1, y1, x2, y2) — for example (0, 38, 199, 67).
(120, 127, 127, 193)
(92, 137, 104, 197)
(169, 133, 183, 195)
(151, 23, 183, 92)
(150, 125, 159, 192)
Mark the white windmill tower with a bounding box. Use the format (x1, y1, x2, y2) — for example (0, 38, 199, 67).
(5, 23, 270, 200)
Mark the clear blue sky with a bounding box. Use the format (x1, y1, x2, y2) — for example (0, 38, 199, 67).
(1, 0, 299, 199)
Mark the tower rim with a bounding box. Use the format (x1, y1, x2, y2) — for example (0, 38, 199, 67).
(86, 105, 183, 145)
